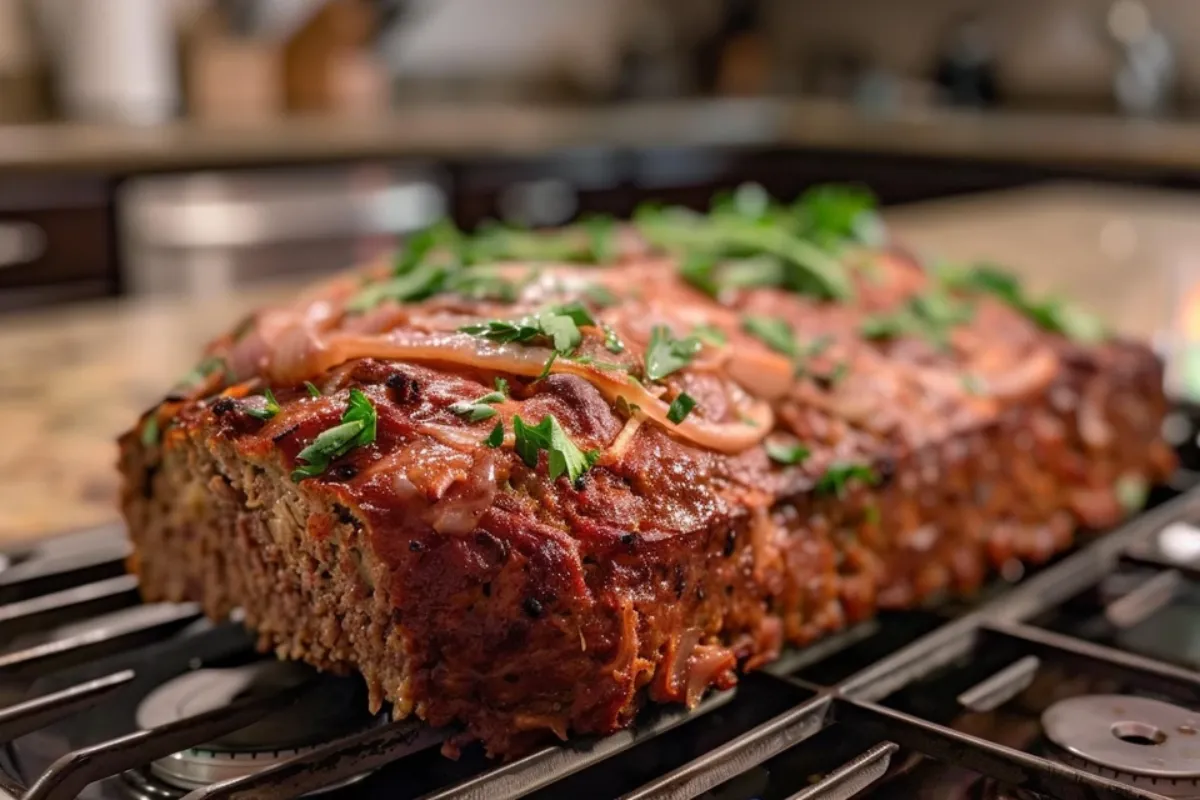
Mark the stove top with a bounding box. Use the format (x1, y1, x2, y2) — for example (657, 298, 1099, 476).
(5, 408, 1200, 800)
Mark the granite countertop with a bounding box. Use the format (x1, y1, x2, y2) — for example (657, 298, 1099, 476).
(0, 181, 1193, 542)
(6, 99, 1200, 173)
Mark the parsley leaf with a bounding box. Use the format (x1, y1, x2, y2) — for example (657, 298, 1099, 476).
(292, 388, 377, 481)
(693, 324, 727, 346)
(644, 325, 702, 381)
(551, 301, 597, 329)
(939, 262, 1107, 344)
(666, 392, 698, 424)
(448, 386, 506, 423)
(679, 252, 719, 296)
(536, 351, 558, 381)
(603, 323, 626, 353)
(815, 462, 877, 498)
(793, 184, 885, 249)
(346, 261, 450, 313)
(245, 388, 281, 421)
(460, 306, 586, 355)
(765, 440, 810, 466)
(861, 290, 973, 347)
(304, 381, 322, 398)
(445, 269, 521, 303)
(494, 377, 509, 396)
(636, 204, 853, 300)
(742, 315, 797, 357)
(584, 214, 617, 263)
(511, 414, 600, 483)
(584, 283, 619, 308)
(140, 415, 160, 447)
(176, 356, 227, 393)
(485, 420, 505, 447)
(573, 355, 627, 371)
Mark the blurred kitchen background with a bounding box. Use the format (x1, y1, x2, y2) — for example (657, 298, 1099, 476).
(2, 0, 1200, 309)
(11, 0, 1200, 536)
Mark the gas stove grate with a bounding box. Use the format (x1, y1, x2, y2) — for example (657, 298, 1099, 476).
(3, 475, 1200, 797)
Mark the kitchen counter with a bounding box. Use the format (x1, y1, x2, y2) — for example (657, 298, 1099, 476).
(7, 99, 1200, 173)
(0, 181, 1191, 542)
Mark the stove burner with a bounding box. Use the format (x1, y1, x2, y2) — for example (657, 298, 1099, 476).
(1042, 694, 1200, 798)
(132, 661, 382, 794)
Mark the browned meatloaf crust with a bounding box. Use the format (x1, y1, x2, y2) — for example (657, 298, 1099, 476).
(119, 220, 1175, 758)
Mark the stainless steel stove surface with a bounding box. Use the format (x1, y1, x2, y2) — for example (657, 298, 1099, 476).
(5, 409, 1200, 800)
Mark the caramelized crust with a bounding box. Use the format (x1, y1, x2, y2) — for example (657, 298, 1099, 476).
(119, 240, 1175, 757)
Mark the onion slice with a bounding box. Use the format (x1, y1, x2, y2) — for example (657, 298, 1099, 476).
(295, 331, 774, 454)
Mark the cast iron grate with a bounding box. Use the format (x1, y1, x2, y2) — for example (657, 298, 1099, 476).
(2, 409, 1200, 800)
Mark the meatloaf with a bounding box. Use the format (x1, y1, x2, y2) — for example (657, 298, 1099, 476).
(119, 187, 1175, 758)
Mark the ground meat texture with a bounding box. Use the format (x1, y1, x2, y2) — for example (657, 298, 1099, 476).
(118, 248, 1175, 759)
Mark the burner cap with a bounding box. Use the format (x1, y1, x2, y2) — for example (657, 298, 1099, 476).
(1043, 694, 1200, 798)
(135, 661, 380, 793)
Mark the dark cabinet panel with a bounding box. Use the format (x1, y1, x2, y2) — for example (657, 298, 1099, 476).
(0, 176, 116, 312)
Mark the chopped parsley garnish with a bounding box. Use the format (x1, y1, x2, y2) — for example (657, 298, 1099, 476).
(742, 315, 797, 357)
(644, 325, 703, 382)
(765, 439, 810, 466)
(693, 324, 727, 346)
(460, 303, 597, 359)
(511, 414, 600, 483)
(1115, 474, 1148, 514)
(292, 388, 377, 482)
(346, 261, 450, 313)
(245, 388, 281, 421)
(584, 214, 617, 263)
(822, 360, 850, 386)
(467, 219, 612, 265)
(584, 283, 619, 308)
(960, 373, 986, 396)
(860, 289, 973, 347)
(552, 301, 597, 328)
(573, 355, 626, 371)
(602, 323, 625, 353)
(304, 381, 322, 398)
(448, 384, 506, 423)
(462, 313, 569, 352)
(176, 356, 227, 393)
(485, 420, 505, 447)
(140, 415, 160, 447)
(445, 269, 522, 303)
(815, 462, 878, 498)
(636, 201, 853, 301)
(938, 262, 1108, 344)
(536, 352, 558, 381)
(793, 184, 885, 249)
(493, 377, 509, 396)
(666, 392, 698, 424)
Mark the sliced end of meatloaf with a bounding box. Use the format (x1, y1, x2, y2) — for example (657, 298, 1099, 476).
(119, 218, 1176, 758)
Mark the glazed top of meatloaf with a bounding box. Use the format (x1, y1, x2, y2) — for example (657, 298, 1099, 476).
(128, 186, 1162, 540)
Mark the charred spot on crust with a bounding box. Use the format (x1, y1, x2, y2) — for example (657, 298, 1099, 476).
(332, 503, 358, 527)
(875, 455, 897, 488)
(141, 464, 159, 499)
(620, 532, 636, 546)
(408, 540, 424, 552)
(271, 423, 300, 444)
(211, 397, 236, 417)
(523, 597, 544, 618)
(723, 529, 737, 557)
(386, 371, 421, 404)
(674, 564, 687, 598)
(330, 463, 359, 481)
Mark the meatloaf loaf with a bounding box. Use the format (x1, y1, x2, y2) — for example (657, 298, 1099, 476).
(119, 187, 1175, 757)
